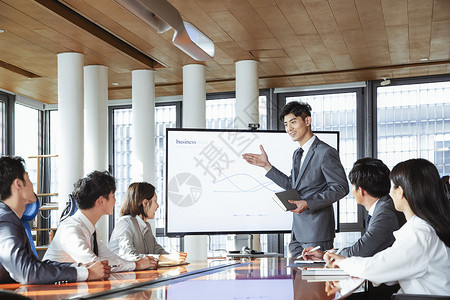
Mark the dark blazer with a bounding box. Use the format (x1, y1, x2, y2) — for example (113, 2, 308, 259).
(339, 195, 406, 257)
(266, 137, 349, 243)
(0, 202, 77, 284)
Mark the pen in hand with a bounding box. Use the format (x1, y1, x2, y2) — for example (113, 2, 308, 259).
(297, 245, 321, 259)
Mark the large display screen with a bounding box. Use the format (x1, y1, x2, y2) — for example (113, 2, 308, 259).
(165, 129, 339, 236)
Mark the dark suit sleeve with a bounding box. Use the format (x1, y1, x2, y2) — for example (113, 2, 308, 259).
(305, 147, 349, 213)
(339, 199, 400, 258)
(0, 219, 77, 284)
(265, 166, 292, 190)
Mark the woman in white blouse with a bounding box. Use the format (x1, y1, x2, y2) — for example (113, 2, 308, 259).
(326, 158, 450, 296)
(109, 182, 187, 263)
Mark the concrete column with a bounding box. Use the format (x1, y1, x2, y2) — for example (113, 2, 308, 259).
(182, 64, 207, 261)
(235, 60, 259, 129)
(235, 60, 260, 250)
(131, 70, 156, 235)
(57, 53, 84, 220)
(84, 65, 109, 244)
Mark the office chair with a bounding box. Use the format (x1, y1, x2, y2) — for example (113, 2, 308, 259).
(21, 193, 39, 257)
(392, 293, 450, 299)
(59, 194, 78, 223)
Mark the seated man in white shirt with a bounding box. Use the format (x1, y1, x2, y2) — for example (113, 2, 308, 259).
(44, 171, 157, 272)
(0, 156, 110, 284)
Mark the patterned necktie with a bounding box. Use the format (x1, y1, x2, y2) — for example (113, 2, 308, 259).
(293, 148, 304, 180)
(366, 215, 372, 229)
(92, 231, 99, 256)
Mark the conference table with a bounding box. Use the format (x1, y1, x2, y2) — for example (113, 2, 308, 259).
(0, 257, 365, 299)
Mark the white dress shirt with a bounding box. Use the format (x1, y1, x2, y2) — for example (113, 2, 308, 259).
(44, 210, 135, 273)
(299, 135, 316, 167)
(339, 215, 450, 295)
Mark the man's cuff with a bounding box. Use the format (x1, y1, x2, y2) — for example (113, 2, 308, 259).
(76, 267, 89, 281)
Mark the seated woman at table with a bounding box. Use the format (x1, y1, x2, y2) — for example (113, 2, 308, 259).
(325, 158, 450, 295)
(109, 182, 187, 264)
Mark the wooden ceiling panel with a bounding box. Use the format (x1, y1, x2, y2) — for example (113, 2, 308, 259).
(0, 0, 448, 104)
(328, 0, 360, 31)
(253, 5, 303, 49)
(272, 57, 302, 75)
(386, 25, 410, 64)
(430, 20, 450, 60)
(432, 0, 450, 22)
(276, 0, 317, 35)
(355, 0, 391, 66)
(192, 0, 228, 14)
(302, 0, 340, 35)
(220, 0, 274, 40)
(341, 29, 372, 67)
(300, 34, 337, 71)
(380, 0, 408, 27)
(408, 0, 433, 61)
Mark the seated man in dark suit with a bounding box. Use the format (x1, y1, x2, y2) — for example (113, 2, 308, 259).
(303, 157, 405, 259)
(0, 156, 110, 284)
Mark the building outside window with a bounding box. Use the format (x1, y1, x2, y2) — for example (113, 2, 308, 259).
(377, 81, 450, 176)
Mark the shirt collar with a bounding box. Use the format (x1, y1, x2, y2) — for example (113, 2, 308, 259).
(74, 210, 96, 234)
(135, 215, 149, 234)
(301, 135, 316, 154)
(368, 199, 379, 216)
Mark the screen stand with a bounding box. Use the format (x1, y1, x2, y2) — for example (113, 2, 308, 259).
(226, 234, 253, 253)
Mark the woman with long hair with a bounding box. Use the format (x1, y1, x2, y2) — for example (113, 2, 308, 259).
(325, 158, 450, 295)
(109, 182, 187, 263)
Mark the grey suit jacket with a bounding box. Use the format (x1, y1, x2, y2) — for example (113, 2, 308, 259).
(266, 137, 349, 242)
(0, 202, 77, 284)
(339, 195, 405, 257)
(109, 215, 168, 260)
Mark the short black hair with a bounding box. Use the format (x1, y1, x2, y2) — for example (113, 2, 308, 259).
(0, 156, 26, 201)
(72, 170, 116, 209)
(348, 157, 390, 198)
(279, 101, 312, 122)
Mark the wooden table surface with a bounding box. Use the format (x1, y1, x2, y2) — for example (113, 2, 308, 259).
(0, 258, 362, 299)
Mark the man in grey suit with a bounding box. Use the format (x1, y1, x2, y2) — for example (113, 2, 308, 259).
(243, 101, 349, 257)
(0, 156, 110, 284)
(302, 158, 406, 260)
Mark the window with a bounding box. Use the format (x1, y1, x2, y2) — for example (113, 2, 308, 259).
(14, 103, 40, 189)
(377, 80, 450, 176)
(206, 95, 268, 257)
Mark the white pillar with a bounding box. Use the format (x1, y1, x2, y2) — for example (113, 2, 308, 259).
(131, 70, 156, 235)
(84, 65, 109, 244)
(182, 64, 207, 261)
(57, 53, 84, 220)
(235, 60, 261, 250)
(235, 60, 259, 129)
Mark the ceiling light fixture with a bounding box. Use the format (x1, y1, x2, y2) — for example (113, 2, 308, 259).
(112, 82, 119, 86)
(114, 0, 214, 61)
(0, 29, 5, 33)
(419, 58, 429, 61)
(380, 77, 391, 86)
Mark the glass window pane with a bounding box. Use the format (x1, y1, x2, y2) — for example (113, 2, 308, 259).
(14, 104, 39, 191)
(377, 81, 450, 176)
